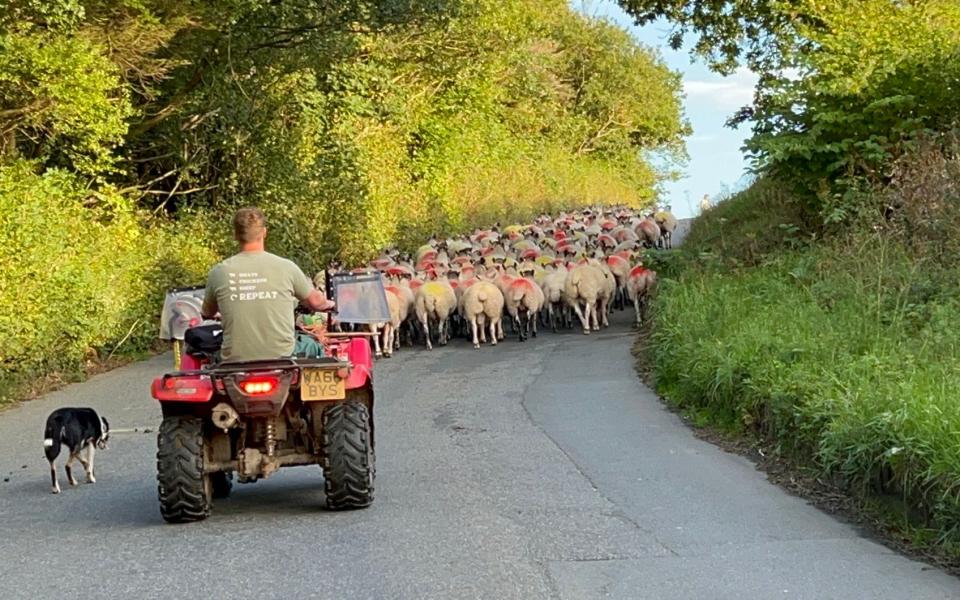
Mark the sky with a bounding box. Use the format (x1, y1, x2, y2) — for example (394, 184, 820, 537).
(574, 1, 757, 218)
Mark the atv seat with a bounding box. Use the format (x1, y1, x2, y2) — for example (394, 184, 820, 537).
(184, 324, 223, 359)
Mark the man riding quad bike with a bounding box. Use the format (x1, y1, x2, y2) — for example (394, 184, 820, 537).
(151, 208, 382, 523)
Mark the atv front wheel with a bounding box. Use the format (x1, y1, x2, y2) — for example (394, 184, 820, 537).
(322, 401, 375, 510)
(157, 416, 212, 523)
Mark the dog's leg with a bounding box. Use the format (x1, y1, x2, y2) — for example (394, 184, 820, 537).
(75, 445, 93, 483)
(85, 445, 96, 484)
(65, 451, 79, 486)
(49, 460, 60, 494)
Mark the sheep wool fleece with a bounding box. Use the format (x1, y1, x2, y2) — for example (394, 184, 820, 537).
(205, 251, 313, 362)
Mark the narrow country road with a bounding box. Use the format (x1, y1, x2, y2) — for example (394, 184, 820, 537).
(0, 311, 956, 599)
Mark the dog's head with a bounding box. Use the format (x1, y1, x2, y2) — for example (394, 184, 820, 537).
(97, 416, 110, 450)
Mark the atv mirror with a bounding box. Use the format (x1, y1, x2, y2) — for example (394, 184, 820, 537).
(159, 286, 207, 341)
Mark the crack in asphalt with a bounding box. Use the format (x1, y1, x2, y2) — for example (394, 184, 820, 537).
(517, 336, 681, 559)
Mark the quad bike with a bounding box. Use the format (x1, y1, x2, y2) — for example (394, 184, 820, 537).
(151, 274, 388, 523)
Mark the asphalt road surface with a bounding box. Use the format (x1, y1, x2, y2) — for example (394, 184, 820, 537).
(1, 310, 957, 599)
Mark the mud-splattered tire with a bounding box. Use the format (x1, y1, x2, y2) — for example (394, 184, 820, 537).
(157, 416, 211, 523)
(211, 472, 233, 499)
(322, 401, 375, 510)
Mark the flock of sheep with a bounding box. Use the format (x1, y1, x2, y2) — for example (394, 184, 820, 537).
(327, 206, 678, 356)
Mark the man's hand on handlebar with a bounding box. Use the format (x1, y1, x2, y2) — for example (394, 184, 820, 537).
(303, 288, 335, 313)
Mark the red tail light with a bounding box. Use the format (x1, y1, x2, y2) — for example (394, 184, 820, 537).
(240, 376, 279, 395)
(152, 375, 214, 402)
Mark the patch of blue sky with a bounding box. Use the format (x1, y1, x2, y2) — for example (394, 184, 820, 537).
(574, 1, 756, 218)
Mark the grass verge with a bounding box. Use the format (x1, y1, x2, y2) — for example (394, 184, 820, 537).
(646, 178, 960, 563)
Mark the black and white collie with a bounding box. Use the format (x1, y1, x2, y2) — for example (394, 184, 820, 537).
(43, 408, 110, 494)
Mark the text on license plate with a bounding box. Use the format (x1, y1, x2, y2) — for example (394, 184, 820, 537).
(301, 368, 345, 401)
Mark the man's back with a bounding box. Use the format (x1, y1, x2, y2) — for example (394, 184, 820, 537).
(206, 251, 312, 362)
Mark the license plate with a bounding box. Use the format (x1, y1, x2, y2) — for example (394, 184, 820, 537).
(301, 368, 345, 401)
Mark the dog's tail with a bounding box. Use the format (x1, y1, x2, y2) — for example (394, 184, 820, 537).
(43, 420, 63, 462)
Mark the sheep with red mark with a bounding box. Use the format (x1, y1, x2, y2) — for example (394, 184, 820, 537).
(627, 264, 657, 326)
(378, 286, 404, 357)
(504, 276, 545, 341)
(605, 254, 631, 310)
(635, 217, 660, 248)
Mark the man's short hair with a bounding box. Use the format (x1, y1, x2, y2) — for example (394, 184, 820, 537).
(234, 207, 266, 243)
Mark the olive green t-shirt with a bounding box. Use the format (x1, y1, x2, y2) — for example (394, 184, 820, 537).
(204, 251, 313, 362)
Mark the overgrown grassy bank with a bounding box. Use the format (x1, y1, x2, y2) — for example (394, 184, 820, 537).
(649, 177, 960, 554)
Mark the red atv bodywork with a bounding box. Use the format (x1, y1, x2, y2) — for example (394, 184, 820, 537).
(151, 336, 372, 404)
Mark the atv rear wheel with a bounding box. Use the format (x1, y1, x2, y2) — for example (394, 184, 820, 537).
(157, 416, 212, 523)
(322, 400, 375, 510)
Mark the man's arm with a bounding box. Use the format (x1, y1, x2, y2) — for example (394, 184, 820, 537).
(202, 267, 220, 319)
(202, 295, 219, 320)
(293, 265, 335, 312)
(302, 288, 335, 312)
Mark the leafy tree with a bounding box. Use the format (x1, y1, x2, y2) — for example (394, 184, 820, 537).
(619, 0, 960, 224)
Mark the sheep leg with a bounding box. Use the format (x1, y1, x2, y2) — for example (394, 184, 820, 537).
(439, 317, 448, 346)
(421, 315, 432, 350)
(490, 318, 499, 345)
(407, 319, 418, 346)
(589, 301, 600, 331)
(572, 301, 589, 335)
(532, 310, 538, 337)
(471, 317, 480, 349)
(600, 298, 609, 328)
(370, 324, 382, 357)
(367, 323, 383, 358)
(633, 295, 642, 327)
(478, 314, 488, 343)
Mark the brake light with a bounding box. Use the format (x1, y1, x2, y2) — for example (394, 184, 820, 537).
(240, 376, 279, 395)
(152, 375, 214, 402)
